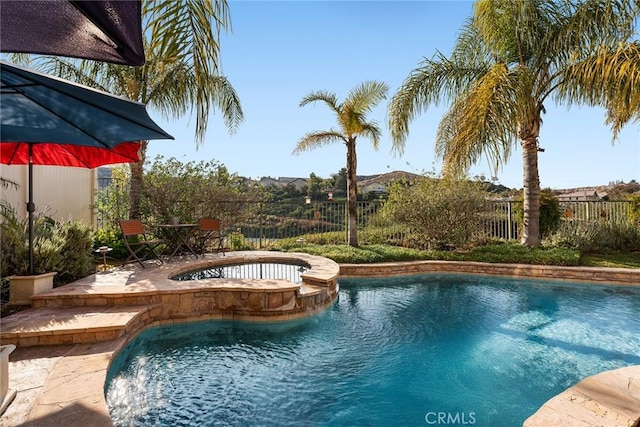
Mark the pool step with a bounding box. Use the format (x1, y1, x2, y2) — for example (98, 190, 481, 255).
(0, 305, 152, 347)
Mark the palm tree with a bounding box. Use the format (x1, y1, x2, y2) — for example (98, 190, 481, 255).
(294, 81, 389, 247)
(37, 0, 244, 219)
(388, 0, 640, 246)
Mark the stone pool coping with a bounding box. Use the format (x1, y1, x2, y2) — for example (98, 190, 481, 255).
(1, 252, 340, 348)
(2, 257, 639, 426)
(524, 365, 640, 427)
(339, 260, 640, 285)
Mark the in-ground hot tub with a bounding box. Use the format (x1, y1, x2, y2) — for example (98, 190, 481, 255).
(162, 252, 340, 321)
(172, 261, 309, 283)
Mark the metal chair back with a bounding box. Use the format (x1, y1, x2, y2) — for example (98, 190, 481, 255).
(198, 218, 225, 255)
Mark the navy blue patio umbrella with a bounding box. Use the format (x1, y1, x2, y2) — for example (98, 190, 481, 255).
(1, 61, 173, 274)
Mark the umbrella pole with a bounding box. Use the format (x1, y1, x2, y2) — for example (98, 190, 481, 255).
(27, 144, 35, 275)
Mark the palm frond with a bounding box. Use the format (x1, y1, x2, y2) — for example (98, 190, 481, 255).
(451, 20, 494, 67)
(473, 0, 556, 65)
(435, 62, 518, 177)
(142, 0, 238, 145)
(144, 0, 231, 72)
(344, 80, 389, 115)
(358, 122, 383, 150)
(0, 177, 19, 191)
(549, 0, 637, 61)
(27, 57, 109, 92)
(48, 3, 243, 146)
(300, 81, 388, 157)
(145, 59, 194, 117)
(293, 131, 346, 154)
(388, 51, 491, 151)
(299, 90, 341, 114)
(557, 41, 640, 138)
(209, 75, 245, 133)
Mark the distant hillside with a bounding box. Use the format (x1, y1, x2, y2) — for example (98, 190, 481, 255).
(485, 182, 513, 194)
(357, 170, 422, 186)
(242, 169, 638, 198)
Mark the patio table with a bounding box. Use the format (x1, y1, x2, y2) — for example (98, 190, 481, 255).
(94, 246, 113, 270)
(155, 223, 199, 258)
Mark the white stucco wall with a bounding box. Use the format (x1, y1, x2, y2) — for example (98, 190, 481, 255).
(1, 165, 97, 228)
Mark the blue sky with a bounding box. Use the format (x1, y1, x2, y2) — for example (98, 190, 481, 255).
(145, 0, 639, 190)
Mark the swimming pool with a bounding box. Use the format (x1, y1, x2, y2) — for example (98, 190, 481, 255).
(105, 274, 640, 426)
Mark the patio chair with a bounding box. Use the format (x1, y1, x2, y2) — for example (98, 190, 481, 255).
(119, 219, 164, 268)
(197, 218, 226, 256)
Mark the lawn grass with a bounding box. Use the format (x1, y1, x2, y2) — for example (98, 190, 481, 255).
(272, 241, 639, 269)
(581, 252, 640, 269)
(272, 242, 578, 265)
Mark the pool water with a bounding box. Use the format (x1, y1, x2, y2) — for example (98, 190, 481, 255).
(172, 262, 308, 283)
(106, 274, 640, 426)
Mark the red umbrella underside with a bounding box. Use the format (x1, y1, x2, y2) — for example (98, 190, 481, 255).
(1, 141, 140, 168)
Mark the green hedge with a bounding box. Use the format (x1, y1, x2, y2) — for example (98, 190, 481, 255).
(0, 209, 94, 286)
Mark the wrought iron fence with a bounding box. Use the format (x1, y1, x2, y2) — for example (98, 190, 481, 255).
(96, 178, 633, 248)
(558, 200, 631, 223)
(210, 200, 349, 248)
(204, 200, 632, 248)
(99, 200, 636, 246)
(486, 201, 520, 241)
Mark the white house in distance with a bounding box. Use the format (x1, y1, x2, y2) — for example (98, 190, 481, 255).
(360, 181, 387, 194)
(556, 190, 609, 202)
(358, 171, 422, 195)
(280, 177, 308, 191)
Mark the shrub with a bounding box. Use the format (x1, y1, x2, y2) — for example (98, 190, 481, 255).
(55, 221, 94, 283)
(32, 224, 65, 275)
(0, 212, 60, 277)
(380, 175, 492, 250)
(0, 207, 94, 285)
(227, 229, 252, 251)
(514, 188, 562, 238)
(546, 220, 640, 253)
(93, 227, 128, 259)
(0, 208, 29, 278)
(629, 194, 640, 225)
(140, 156, 263, 228)
(359, 227, 400, 245)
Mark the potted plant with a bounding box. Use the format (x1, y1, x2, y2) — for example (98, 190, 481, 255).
(1, 209, 92, 306)
(1, 211, 57, 305)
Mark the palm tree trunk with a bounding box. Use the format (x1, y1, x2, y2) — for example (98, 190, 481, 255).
(346, 137, 358, 247)
(520, 138, 541, 246)
(128, 140, 147, 220)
